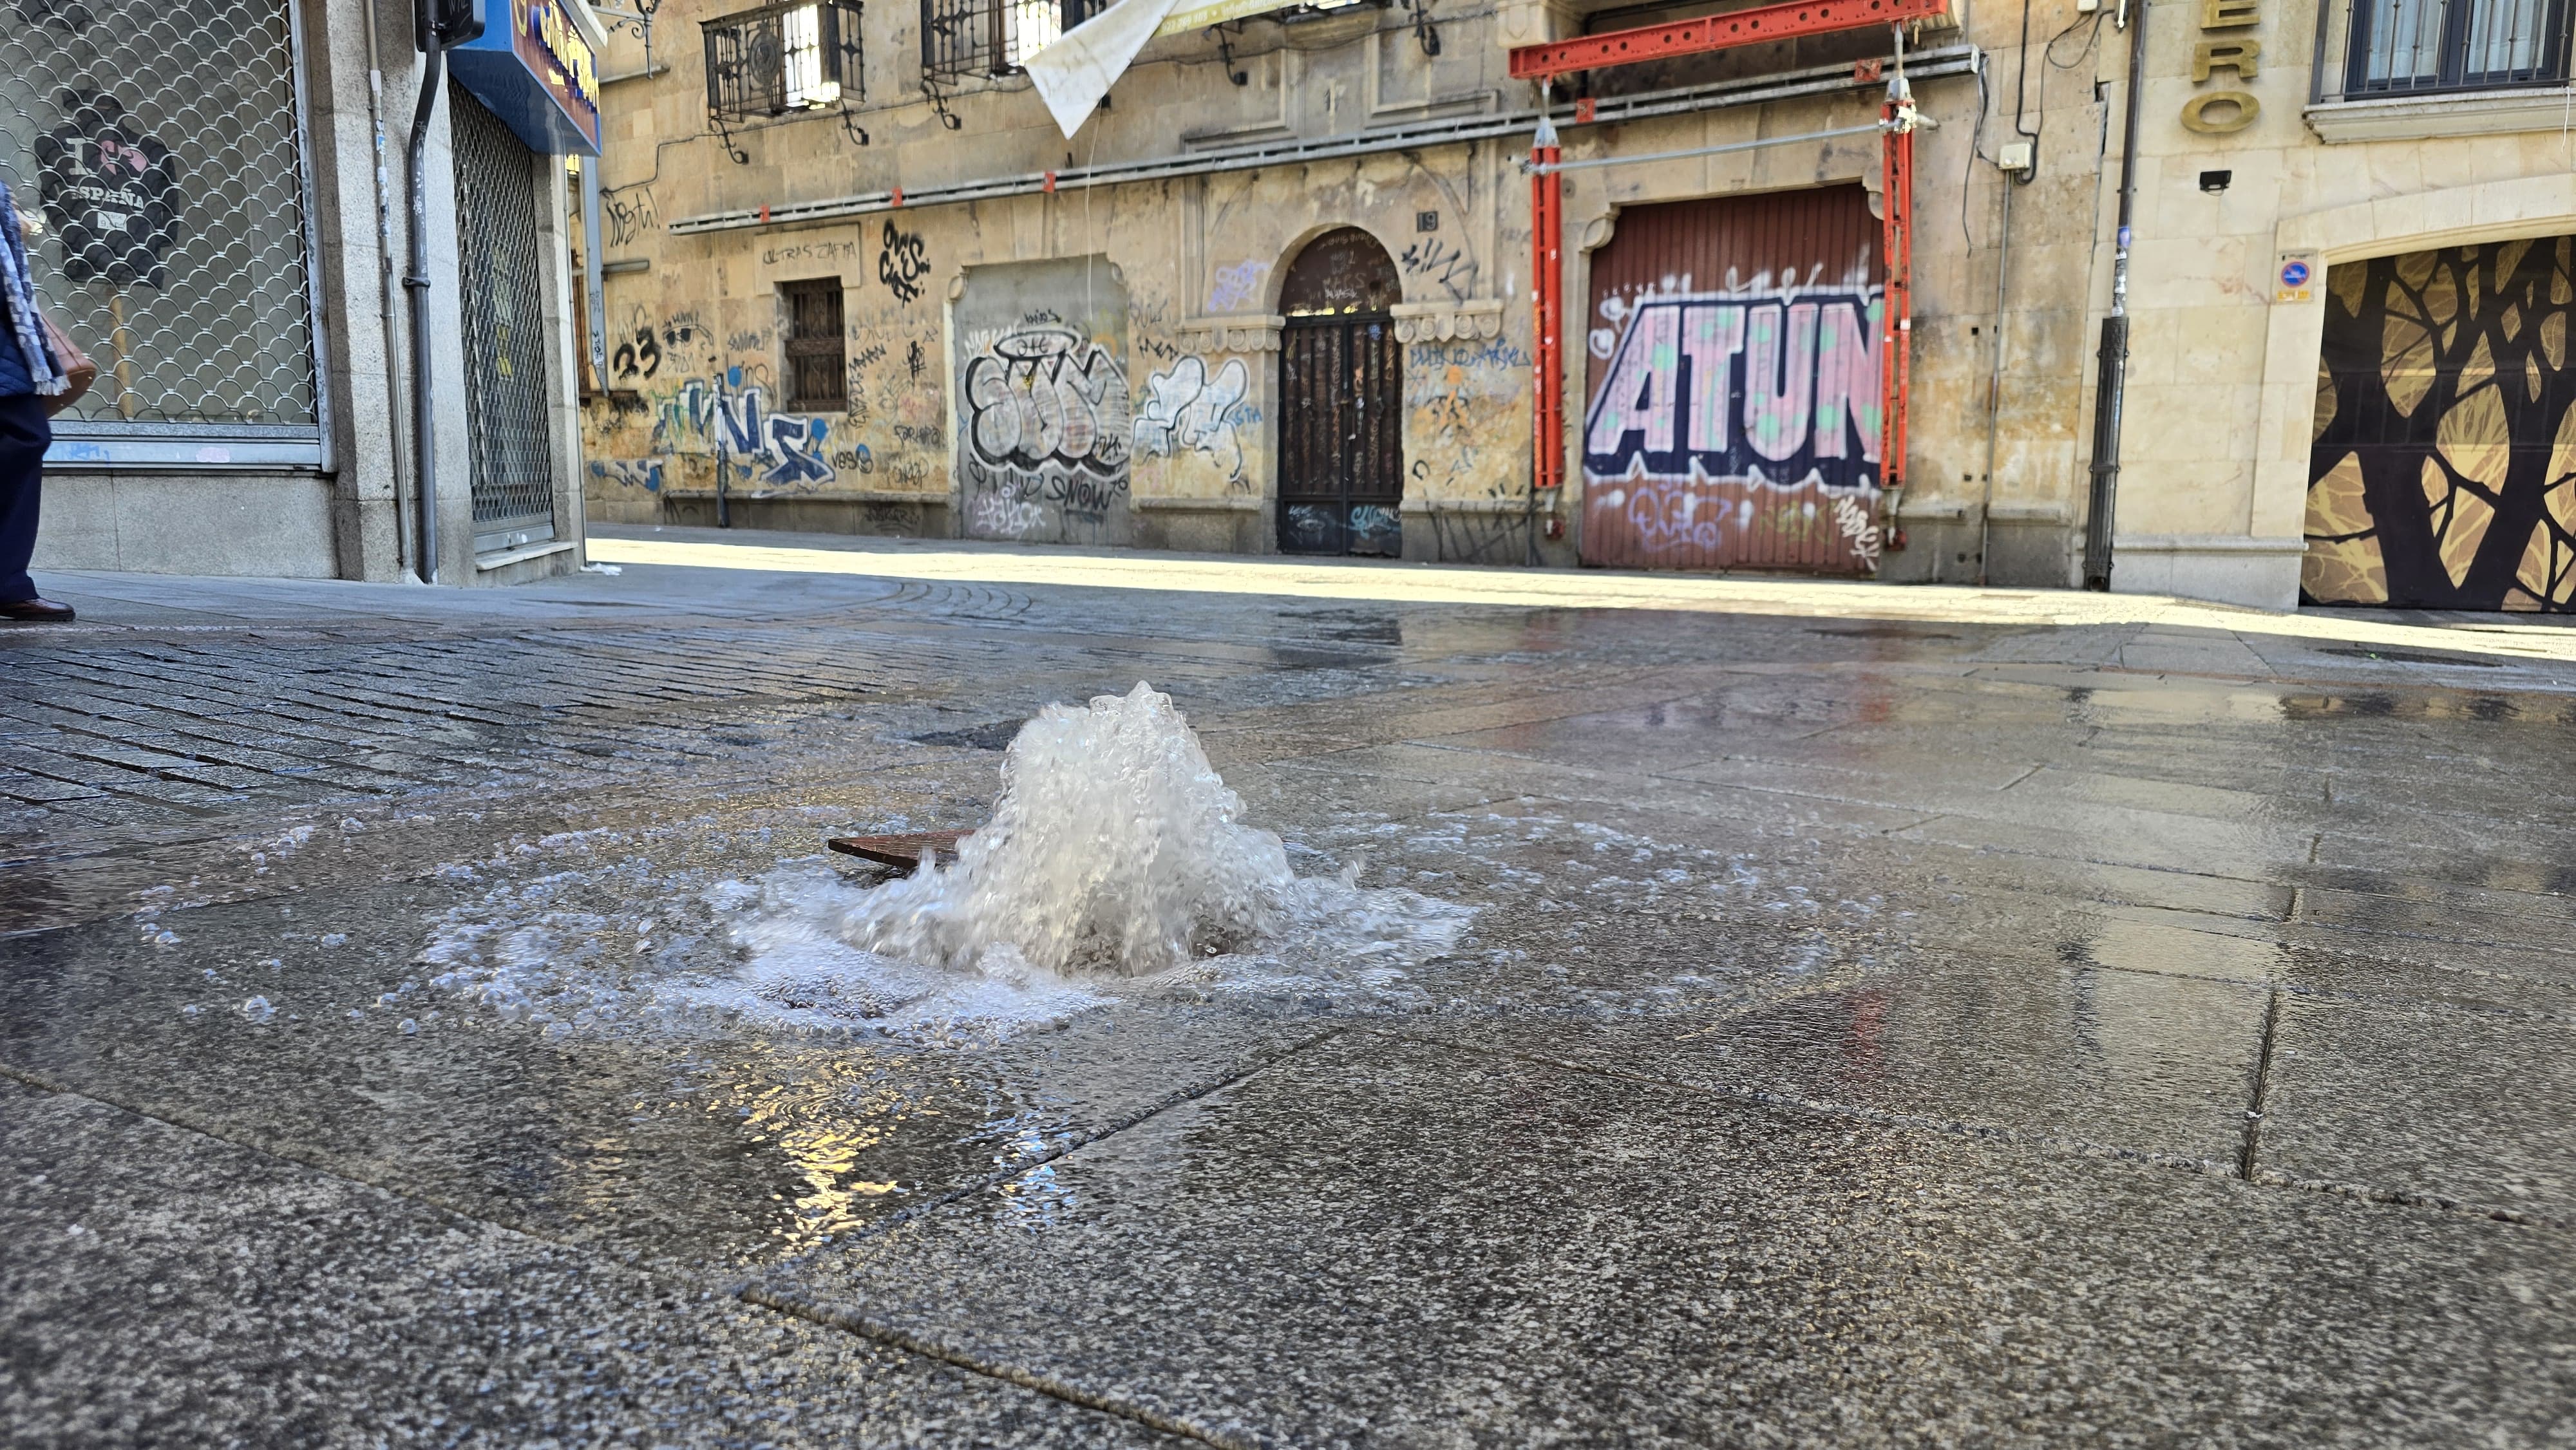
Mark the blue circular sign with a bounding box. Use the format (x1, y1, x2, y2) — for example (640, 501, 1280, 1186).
(2281, 259, 2313, 288)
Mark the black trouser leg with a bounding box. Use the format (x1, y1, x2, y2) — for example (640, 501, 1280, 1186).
(0, 393, 50, 602)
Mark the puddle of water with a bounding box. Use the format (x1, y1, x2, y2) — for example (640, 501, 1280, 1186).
(421, 685, 1470, 1041)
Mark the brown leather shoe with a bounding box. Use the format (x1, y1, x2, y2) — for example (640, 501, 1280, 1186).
(0, 597, 75, 622)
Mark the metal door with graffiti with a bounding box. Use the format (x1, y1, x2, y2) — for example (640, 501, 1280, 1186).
(1278, 228, 1404, 555)
(1580, 187, 1886, 573)
(2306, 240, 2576, 610)
(954, 256, 1134, 546)
(450, 86, 558, 554)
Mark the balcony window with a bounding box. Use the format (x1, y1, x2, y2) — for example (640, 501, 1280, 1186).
(703, 0, 864, 121)
(920, 0, 1103, 81)
(2338, 0, 2570, 97)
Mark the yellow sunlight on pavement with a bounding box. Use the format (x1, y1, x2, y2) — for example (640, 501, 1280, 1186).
(587, 534, 2576, 664)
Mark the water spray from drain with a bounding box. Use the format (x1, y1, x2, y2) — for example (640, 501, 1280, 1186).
(421, 683, 1467, 1041)
(832, 682, 1419, 979)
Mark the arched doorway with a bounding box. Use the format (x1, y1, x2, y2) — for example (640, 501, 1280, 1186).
(1278, 228, 1404, 555)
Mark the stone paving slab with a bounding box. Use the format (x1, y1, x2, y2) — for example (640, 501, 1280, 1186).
(758, 1030, 2575, 1449)
(1425, 957, 2271, 1167)
(2261, 993, 2576, 1223)
(0, 863, 1327, 1279)
(0, 1080, 1178, 1449)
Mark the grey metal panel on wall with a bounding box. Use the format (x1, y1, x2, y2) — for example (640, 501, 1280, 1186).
(451, 85, 560, 554)
(0, 0, 324, 468)
(952, 256, 1134, 547)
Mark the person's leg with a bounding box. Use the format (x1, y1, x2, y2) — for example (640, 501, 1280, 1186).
(0, 393, 50, 603)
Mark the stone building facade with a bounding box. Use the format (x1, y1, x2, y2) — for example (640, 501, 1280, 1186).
(5, 0, 603, 585)
(2117, 0, 2576, 610)
(580, 0, 2576, 611)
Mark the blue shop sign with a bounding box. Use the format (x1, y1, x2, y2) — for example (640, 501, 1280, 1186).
(451, 0, 601, 156)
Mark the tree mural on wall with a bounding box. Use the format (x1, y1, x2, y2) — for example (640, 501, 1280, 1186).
(2307, 240, 2576, 611)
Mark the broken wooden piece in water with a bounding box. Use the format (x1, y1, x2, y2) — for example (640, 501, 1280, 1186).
(826, 829, 973, 876)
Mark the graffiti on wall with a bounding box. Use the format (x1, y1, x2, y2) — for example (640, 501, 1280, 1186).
(1399, 236, 1477, 303)
(2307, 240, 2576, 611)
(600, 184, 658, 247)
(879, 220, 930, 305)
(1582, 281, 1885, 572)
(958, 323, 1132, 539)
(588, 458, 665, 493)
(1208, 260, 1269, 313)
(581, 287, 944, 511)
(610, 306, 709, 384)
(1406, 339, 1526, 493)
(657, 375, 840, 489)
(1133, 355, 1251, 487)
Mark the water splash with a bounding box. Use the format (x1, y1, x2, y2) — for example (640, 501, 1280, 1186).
(415, 687, 1470, 1040)
(837, 683, 1313, 977)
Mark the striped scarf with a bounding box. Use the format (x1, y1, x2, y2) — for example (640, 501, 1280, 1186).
(0, 179, 69, 397)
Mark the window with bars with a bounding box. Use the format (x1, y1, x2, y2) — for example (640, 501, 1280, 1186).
(782, 279, 848, 412)
(703, 0, 864, 121)
(919, 0, 1103, 80)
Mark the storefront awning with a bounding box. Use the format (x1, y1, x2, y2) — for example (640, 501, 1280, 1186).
(450, 0, 605, 157)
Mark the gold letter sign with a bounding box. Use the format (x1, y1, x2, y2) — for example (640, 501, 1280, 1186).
(2183, 0, 2263, 133)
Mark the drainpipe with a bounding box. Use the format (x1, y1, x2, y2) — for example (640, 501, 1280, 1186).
(404, 44, 447, 584)
(1529, 93, 1563, 561)
(1978, 169, 2014, 585)
(2083, 0, 2148, 590)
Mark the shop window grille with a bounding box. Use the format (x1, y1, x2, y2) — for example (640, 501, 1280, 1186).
(0, 0, 321, 460)
(920, 0, 1104, 82)
(2320, 0, 2572, 99)
(450, 86, 558, 552)
(704, 0, 865, 120)
(782, 278, 847, 411)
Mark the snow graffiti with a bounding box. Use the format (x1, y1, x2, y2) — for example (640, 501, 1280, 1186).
(957, 325, 1133, 540)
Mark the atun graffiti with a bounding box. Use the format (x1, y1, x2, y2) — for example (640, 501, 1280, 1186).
(1133, 355, 1250, 485)
(960, 325, 1133, 535)
(1582, 285, 1885, 572)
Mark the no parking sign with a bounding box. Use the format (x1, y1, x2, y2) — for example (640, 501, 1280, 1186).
(2277, 251, 2319, 303)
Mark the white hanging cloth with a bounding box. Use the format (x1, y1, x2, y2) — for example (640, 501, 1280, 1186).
(1023, 0, 1186, 139)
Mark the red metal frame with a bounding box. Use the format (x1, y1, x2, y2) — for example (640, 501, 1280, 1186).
(1508, 0, 1949, 81)
(1533, 127, 1565, 493)
(1878, 103, 1912, 502)
(1521, 5, 1927, 532)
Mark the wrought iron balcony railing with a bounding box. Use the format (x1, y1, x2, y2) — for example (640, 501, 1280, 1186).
(2314, 0, 2572, 102)
(920, 0, 1104, 82)
(703, 0, 864, 121)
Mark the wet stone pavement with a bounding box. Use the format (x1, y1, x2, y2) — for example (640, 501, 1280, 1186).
(5, 528, 2575, 1447)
